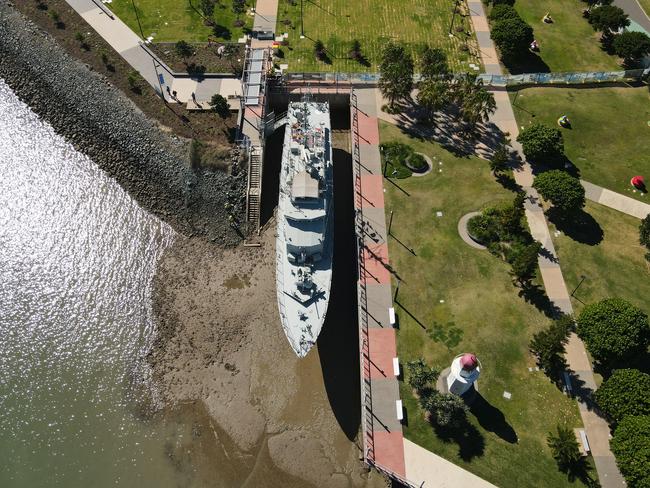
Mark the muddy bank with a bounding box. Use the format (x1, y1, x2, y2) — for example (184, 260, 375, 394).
(150, 233, 388, 487)
(0, 1, 246, 245)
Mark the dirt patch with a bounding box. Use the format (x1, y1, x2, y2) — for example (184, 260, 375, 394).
(150, 42, 245, 75)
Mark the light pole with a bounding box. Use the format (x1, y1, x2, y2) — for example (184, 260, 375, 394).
(448, 0, 460, 36)
(300, 0, 305, 38)
(131, 0, 145, 39)
(570, 275, 587, 297)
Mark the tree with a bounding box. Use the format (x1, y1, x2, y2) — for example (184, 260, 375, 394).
(459, 76, 496, 130)
(406, 358, 440, 393)
(417, 79, 449, 123)
(613, 31, 650, 66)
(175, 40, 193, 61)
(489, 4, 520, 22)
(232, 0, 246, 15)
(490, 16, 534, 60)
(595, 369, 650, 422)
(419, 46, 449, 80)
(199, 0, 216, 18)
(547, 425, 582, 473)
(610, 415, 650, 487)
(530, 315, 574, 375)
(576, 298, 650, 369)
(588, 5, 629, 33)
(509, 241, 542, 284)
(582, 0, 614, 9)
(313, 39, 326, 61)
(422, 392, 469, 428)
(517, 123, 565, 165)
(379, 42, 414, 111)
(490, 141, 510, 175)
(211, 93, 230, 117)
(349, 39, 363, 61)
(533, 170, 585, 213)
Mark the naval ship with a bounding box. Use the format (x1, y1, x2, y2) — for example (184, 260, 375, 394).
(276, 99, 333, 357)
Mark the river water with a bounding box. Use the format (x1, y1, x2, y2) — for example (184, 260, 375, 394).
(0, 79, 223, 487)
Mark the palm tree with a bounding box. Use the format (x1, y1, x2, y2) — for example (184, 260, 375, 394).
(349, 39, 362, 61)
(458, 75, 496, 131)
(417, 79, 449, 124)
(547, 425, 582, 473)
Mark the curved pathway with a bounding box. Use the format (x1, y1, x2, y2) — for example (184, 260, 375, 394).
(458, 212, 487, 250)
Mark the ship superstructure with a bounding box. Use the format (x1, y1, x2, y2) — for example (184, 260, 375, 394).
(276, 99, 333, 357)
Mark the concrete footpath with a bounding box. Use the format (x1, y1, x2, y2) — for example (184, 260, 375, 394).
(583, 180, 650, 219)
(469, 3, 625, 487)
(64, 0, 239, 103)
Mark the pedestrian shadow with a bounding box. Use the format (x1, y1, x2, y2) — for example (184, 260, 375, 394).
(469, 393, 518, 444)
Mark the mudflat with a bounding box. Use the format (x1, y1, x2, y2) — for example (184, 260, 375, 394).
(150, 232, 387, 487)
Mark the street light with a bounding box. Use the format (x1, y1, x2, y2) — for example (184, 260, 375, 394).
(300, 0, 305, 38)
(448, 0, 460, 36)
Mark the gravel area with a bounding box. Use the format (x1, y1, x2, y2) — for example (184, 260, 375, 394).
(0, 0, 248, 245)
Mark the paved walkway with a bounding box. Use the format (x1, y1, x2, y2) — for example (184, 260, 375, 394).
(64, 0, 240, 103)
(583, 180, 650, 218)
(469, 4, 625, 487)
(252, 0, 278, 35)
(615, 0, 650, 33)
(403, 439, 497, 488)
(352, 88, 406, 480)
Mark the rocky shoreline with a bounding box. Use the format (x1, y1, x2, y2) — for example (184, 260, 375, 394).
(0, 0, 247, 245)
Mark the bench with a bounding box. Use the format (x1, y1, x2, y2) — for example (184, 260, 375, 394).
(574, 429, 591, 456)
(396, 400, 404, 421)
(563, 371, 573, 396)
(393, 357, 400, 377)
(388, 307, 396, 327)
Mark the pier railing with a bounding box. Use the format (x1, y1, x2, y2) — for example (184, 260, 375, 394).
(351, 90, 376, 466)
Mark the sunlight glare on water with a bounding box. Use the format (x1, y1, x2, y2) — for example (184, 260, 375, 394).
(0, 79, 203, 487)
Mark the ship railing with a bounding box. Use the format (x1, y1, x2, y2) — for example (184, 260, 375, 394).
(351, 89, 375, 467)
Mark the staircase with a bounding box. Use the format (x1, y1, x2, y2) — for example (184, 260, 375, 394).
(246, 146, 263, 230)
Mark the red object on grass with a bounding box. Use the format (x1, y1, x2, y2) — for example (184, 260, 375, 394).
(631, 176, 645, 189)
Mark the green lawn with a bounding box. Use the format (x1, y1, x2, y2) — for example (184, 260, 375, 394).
(380, 122, 592, 487)
(510, 86, 650, 201)
(275, 0, 481, 72)
(108, 0, 253, 42)
(550, 201, 650, 317)
(505, 0, 621, 72)
(639, 0, 650, 19)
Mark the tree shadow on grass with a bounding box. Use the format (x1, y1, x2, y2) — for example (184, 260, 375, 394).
(469, 393, 518, 444)
(503, 52, 551, 75)
(432, 419, 486, 462)
(518, 282, 562, 318)
(548, 209, 604, 246)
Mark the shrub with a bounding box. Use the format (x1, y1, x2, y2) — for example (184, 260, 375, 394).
(547, 425, 582, 473)
(640, 214, 650, 248)
(422, 392, 469, 428)
(530, 315, 574, 375)
(200, 0, 216, 18)
(408, 153, 428, 171)
(490, 16, 534, 60)
(349, 39, 363, 61)
(588, 5, 629, 33)
(595, 369, 650, 422)
(613, 31, 650, 65)
(232, 0, 246, 15)
(406, 358, 440, 393)
(489, 143, 509, 174)
(381, 142, 414, 178)
(175, 40, 193, 59)
(489, 4, 520, 22)
(517, 123, 565, 165)
(576, 298, 650, 369)
(211, 94, 230, 117)
(610, 415, 650, 487)
(490, 0, 516, 5)
(533, 170, 585, 213)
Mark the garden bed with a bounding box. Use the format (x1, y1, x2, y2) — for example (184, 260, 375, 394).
(150, 42, 245, 74)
